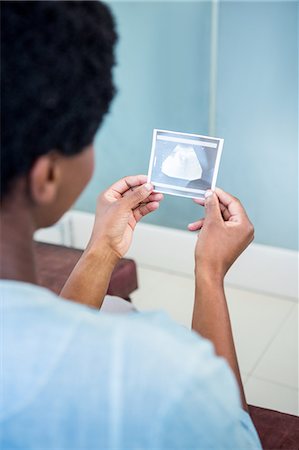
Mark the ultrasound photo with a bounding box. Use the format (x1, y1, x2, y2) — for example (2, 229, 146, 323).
(147, 129, 224, 199)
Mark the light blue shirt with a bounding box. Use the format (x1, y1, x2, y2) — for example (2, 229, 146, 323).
(1, 280, 261, 450)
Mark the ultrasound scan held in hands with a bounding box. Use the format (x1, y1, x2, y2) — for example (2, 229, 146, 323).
(147, 129, 224, 199)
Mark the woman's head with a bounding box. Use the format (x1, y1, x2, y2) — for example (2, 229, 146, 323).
(1, 1, 117, 224)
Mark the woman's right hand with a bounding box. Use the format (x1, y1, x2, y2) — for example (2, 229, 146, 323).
(86, 175, 163, 260)
(188, 188, 254, 282)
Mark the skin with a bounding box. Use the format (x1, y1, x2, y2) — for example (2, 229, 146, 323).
(189, 188, 254, 411)
(61, 175, 164, 307)
(0, 143, 253, 412)
(1, 146, 96, 283)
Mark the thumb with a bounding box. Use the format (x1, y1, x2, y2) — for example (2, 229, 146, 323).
(123, 183, 153, 209)
(204, 190, 222, 222)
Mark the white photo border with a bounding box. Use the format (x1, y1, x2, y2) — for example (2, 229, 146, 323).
(147, 128, 224, 199)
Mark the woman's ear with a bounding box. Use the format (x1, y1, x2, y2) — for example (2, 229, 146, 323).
(29, 153, 60, 205)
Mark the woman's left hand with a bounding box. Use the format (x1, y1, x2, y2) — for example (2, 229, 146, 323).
(86, 175, 163, 260)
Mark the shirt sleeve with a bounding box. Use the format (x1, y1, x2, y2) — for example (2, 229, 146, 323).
(138, 311, 262, 450)
(155, 360, 262, 450)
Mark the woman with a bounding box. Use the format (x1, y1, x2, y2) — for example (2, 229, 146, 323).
(1, 2, 260, 449)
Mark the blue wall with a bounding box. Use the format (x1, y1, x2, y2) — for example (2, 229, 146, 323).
(75, 1, 213, 230)
(216, 1, 298, 250)
(75, 1, 298, 251)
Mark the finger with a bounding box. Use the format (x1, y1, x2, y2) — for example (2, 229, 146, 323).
(204, 190, 223, 223)
(215, 188, 248, 220)
(122, 183, 153, 210)
(187, 218, 205, 231)
(133, 201, 160, 222)
(193, 194, 230, 221)
(193, 197, 205, 206)
(219, 202, 231, 221)
(147, 192, 164, 202)
(122, 189, 163, 204)
(109, 175, 148, 197)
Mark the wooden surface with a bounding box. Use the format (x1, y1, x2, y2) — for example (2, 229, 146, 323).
(249, 405, 299, 450)
(34, 241, 138, 300)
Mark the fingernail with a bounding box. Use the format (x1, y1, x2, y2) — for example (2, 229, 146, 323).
(205, 190, 213, 198)
(144, 183, 153, 191)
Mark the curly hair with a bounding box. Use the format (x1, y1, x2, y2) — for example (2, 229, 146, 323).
(1, 1, 117, 199)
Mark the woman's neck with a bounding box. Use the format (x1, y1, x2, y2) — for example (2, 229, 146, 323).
(0, 197, 37, 284)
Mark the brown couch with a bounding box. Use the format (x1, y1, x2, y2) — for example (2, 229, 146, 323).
(34, 241, 299, 450)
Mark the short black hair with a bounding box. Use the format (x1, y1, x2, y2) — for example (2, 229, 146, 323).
(1, 1, 117, 199)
